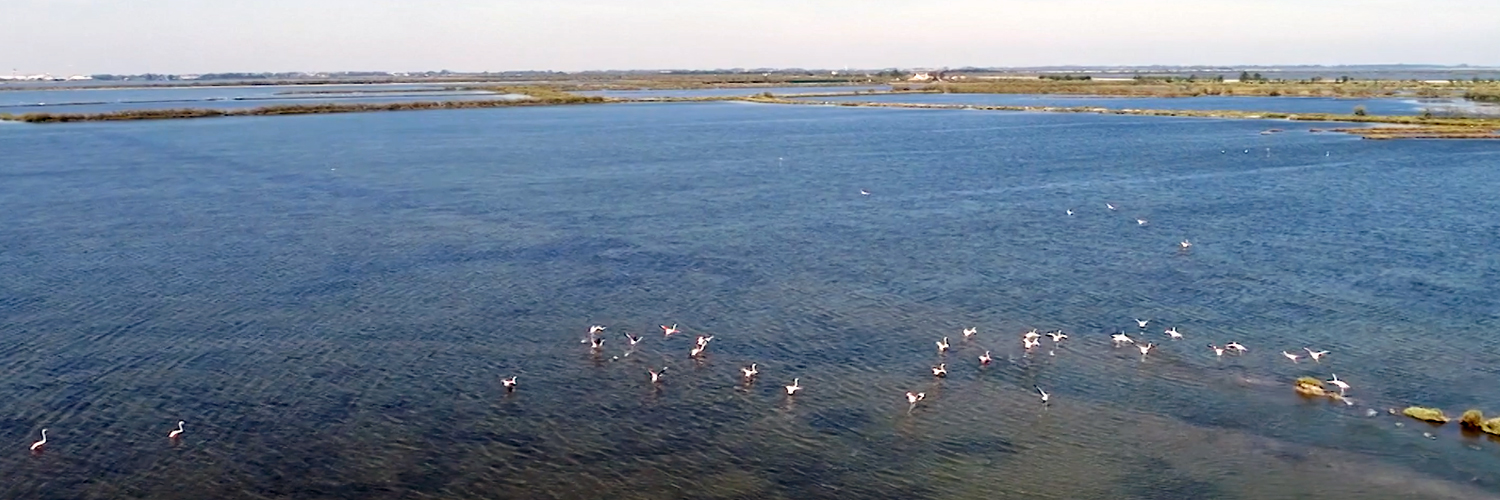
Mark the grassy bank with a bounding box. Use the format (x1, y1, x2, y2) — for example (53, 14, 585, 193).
(900, 79, 1500, 99)
(745, 96, 1500, 139)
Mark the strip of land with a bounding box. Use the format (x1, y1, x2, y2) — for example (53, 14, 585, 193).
(4, 87, 1497, 140)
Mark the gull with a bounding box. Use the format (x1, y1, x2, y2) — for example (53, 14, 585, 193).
(1047, 331, 1068, 343)
(1035, 385, 1050, 404)
(1327, 374, 1350, 394)
(1112, 332, 1135, 345)
(649, 367, 668, 384)
(785, 378, 802, 395)
(1281, 351, 1301, 363)
(1225, 342, 1248, 353)
(1135, 319, 1150, 329)
(624, 333, 642, 346)
(905, 391, 926, 406)
(1208, 344, 1226, 357)
(741, 363, 759, 379)
(169, 421, 185, 439)
(1137, 218, 1148, 226)
(502, 376, 518, 392)
(1107, 203, 1117, 211)
(936, 337, 950, 354)
(1180, 240, 1193, 249)
(979, 351, 992, 365)
(1303, 347, 1329, 363)
(932, 363, 948, 378)
(1137, 342, 1156, 357)
(1164, 327, 1183, 340)
(962, 327, 977, 339)
(30, 429, 47, 451)
(660, 324, 679, 337)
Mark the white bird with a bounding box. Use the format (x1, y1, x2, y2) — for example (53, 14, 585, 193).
(785, 378, 802, 395)
(1035, 385, 1050, 404)
(979, 351, 992, 365)
(1303, 347, 1329, 363)
(1208, 344, 1225, 357)
(588, 325, 606, 335)
(1023, 337, 1041, 350)
(1137, 218, 1148, 226)
(1112, 332, 1135, 345)
(502, 376, 518, 392)
(1281, 351, 1301, 363)
(860, 189, 870, 196)
(660, 324, 679, 337)
(1135, 319, 1150, 329)
(1137, 342, 1155, 357)
(1225, 342, 1248, 353)
(1047, 331, 1068, 343)
(649, 367, 668, 383)
(1327, 374, 1351, 394)
(962, 327, 977, 339)
(589, 337, 605, 349)
(1107, 203, 1117, 211)
(689, 344, 706, 357)
(1022, 329, 1041, 342)
(932, 363, 948, 377)
(936, 337, 950, 354)
(905, 391, 926, 406)
(169, 421, 185, 439)
(1066, 209, 1074, 216)
(1180, 240, 1193, 249)
(31, 429, 47, 451)
(695, 335, 714, 347)
(624, 333, 642, 346)
(1164, 327, 1183, 340)
(741, 363, 759, 379)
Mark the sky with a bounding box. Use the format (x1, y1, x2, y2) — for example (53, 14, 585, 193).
(5, 0, 1499, 75)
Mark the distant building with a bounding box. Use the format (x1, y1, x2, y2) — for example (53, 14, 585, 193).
(908, 72, 934, 82)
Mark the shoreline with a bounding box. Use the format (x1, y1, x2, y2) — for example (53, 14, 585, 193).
(4, 91, 1497, 139)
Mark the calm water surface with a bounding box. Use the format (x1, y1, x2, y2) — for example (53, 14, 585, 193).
(808, 92, 1482, 116)
(2, 102, 1500, 499)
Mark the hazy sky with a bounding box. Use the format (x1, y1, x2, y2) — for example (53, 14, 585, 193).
(5, 0, 1498, 74)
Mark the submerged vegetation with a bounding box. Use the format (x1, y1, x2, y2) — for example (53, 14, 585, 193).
(1402, 407, 1450, 423)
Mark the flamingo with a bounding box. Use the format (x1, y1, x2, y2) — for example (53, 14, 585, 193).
(1112, 332, 1135, 345)
(1281, 351, 1301, 363)
(169, 421, 185, 439)
(1135, 319, 1150, 329)
(1022, 329, 1041, 341)
(936, 337, 950, 354)
(741, 364, 759, 379)
(1303, 347, 1329, 363)
(1327, 374, 1351, 394)
(860, 189, 870, 196)
(649, 367, 668, 383)
(932, 363, 948, 378)
(1180, 240, 1193, 249)
(660, 324, 679, 337)
(962, 327, 977, 339)
(624, 333, 642, 346)
(588, 325, 606, 335)
(1107, 203, 1117, 211)
(905, 391, 926, 406)
(1047, 331, 1068, 343)
(1208, 344, 1225, 357)
(695, 335, 714, 347)
(979, 351, 992, 365)
(1225, 342, 1248, 353)
(589, 337, 604, 350)
(1023, 337, 1041, 350)
(1164, 327, 1183, 340)
(1035, 386, 1050, 404)
(1137, 342, 1155, 357)
(1136, 218, 1148, 226)
(502, 376, 518, 392)
(30, 429, 47, 451)
(785, 378, 802, 395)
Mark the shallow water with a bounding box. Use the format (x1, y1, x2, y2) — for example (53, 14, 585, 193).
(2, 102, 1499, 499)
(0, 84, 509, 115)
(806, 92, 1461, 116)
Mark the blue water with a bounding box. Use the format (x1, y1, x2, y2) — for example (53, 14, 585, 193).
(3, 102, 1500, 499)
(807, 92, 1464, 116)
(583, 85, 884, 98)
(0, 84, 509, 115)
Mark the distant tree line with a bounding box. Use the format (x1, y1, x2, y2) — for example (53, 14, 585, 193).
(1041, 75, 1092, 81)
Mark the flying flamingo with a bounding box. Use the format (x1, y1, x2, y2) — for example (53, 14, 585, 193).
(661, 324, 679, 337)
(502, 376, 518, 392)
(785, 378, 802, 395)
